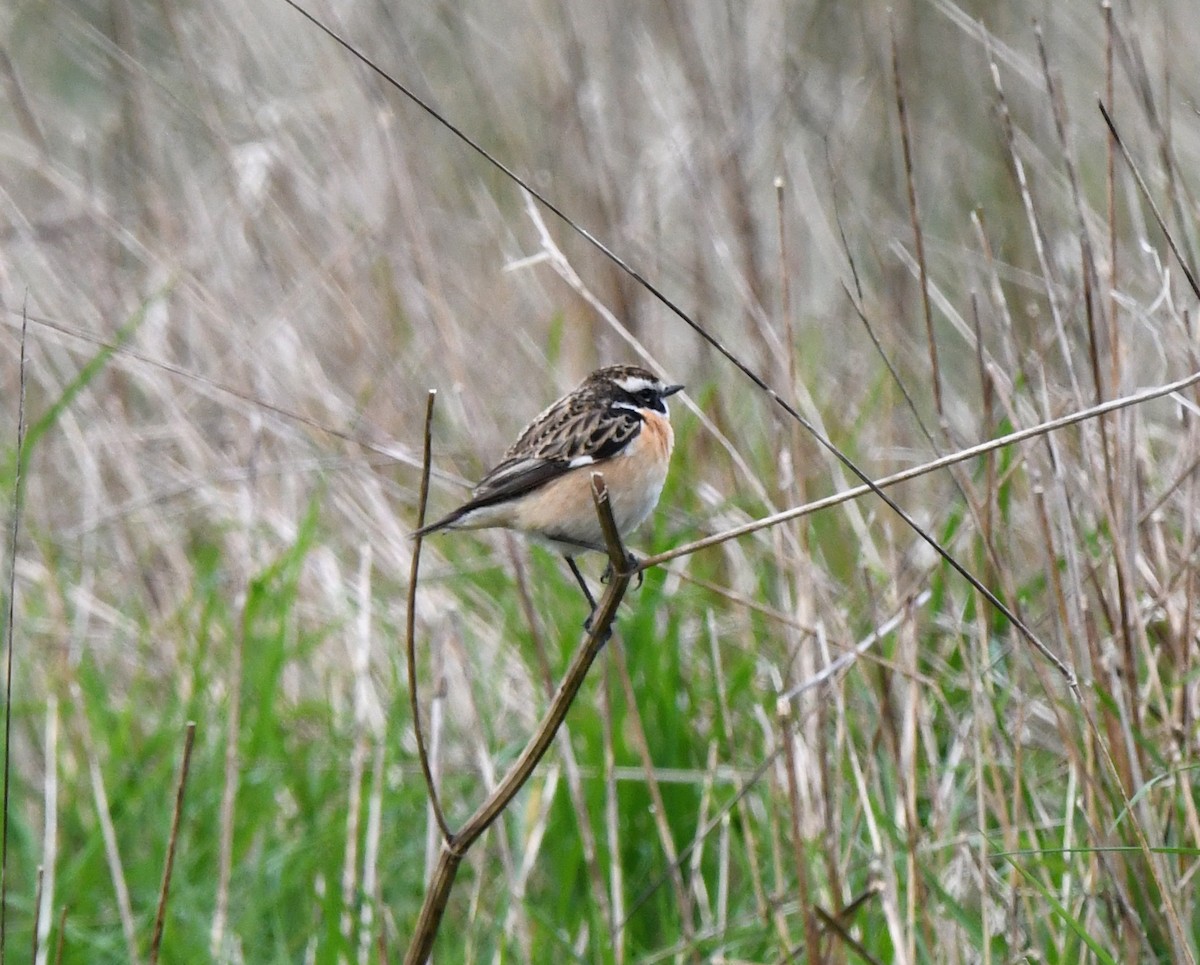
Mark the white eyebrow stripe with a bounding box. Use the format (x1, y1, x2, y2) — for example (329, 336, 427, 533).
(613, 376, 659, 394)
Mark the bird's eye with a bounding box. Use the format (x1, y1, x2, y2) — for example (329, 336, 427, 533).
(636, 389, 657, 406)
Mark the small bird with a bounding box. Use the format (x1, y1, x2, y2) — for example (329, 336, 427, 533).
(414, 365, 684, 617)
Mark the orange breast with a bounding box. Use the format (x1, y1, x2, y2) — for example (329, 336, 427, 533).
(511, 412, 675, 548)
(639, 410, 674, 460)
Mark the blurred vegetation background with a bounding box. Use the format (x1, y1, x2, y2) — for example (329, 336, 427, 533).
(2, 0, 1199, 961)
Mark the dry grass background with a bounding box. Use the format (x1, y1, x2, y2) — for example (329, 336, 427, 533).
(2, 0, 1199, 961)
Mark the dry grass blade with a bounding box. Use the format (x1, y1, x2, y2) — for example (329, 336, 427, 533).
(51, 907, 65, 965)
(1099, 102, 1200, 302)
(35, 698, 57, 965)
(149, 721, 197, 965)
(813, 903, 885, 965)
(72, 681, 141, 965)
(29, 867, 42, 965)
(0, 302, 29, 964)
(211, 594, 243, 953)
(778, 703, 820, 962)
(890, 15, 943, 421)
(359, 741, 385, 964)
(986, 28, 1084, 406)
(1104, 0, 1120, 400)
(601, 663, 626, 963)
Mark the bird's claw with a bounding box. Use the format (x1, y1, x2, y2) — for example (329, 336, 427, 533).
(600, 551, 642, 588)
(583, 609, 612, 642)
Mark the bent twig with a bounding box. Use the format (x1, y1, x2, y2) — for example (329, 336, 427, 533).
(404, 473, 633, 964)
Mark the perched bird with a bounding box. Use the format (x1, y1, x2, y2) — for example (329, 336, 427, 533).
(414, 365, 683, 616)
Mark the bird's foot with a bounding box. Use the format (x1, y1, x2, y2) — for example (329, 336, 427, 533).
(582, 608, 613, 642)
(600, 551, 642, 588)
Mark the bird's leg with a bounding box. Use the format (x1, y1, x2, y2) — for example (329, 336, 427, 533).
(600, 551, 643, 589)
(563, 555, 599, 627)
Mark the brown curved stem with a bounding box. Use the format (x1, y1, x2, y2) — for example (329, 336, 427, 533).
(407, 391, 451, 840)
(404, 473, 631, 965)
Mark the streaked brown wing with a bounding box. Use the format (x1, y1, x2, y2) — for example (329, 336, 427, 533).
(470, 400, 641, 506)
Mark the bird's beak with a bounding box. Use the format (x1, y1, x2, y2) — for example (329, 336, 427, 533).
(662, 383, 685, 398)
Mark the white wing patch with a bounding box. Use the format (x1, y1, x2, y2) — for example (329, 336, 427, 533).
(568, 455, 597, 468)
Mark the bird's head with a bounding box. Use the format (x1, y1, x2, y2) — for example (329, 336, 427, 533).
(586, 365, 684, 415)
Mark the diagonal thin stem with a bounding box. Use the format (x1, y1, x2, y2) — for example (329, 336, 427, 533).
(1099, 101, 1200, 302)
(407, 391, 451, 841)
(641, 368, 1200, 572)
(149, 721, 197, 964)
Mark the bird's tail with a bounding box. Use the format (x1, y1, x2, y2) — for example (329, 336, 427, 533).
(410, 506, 468, 539)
